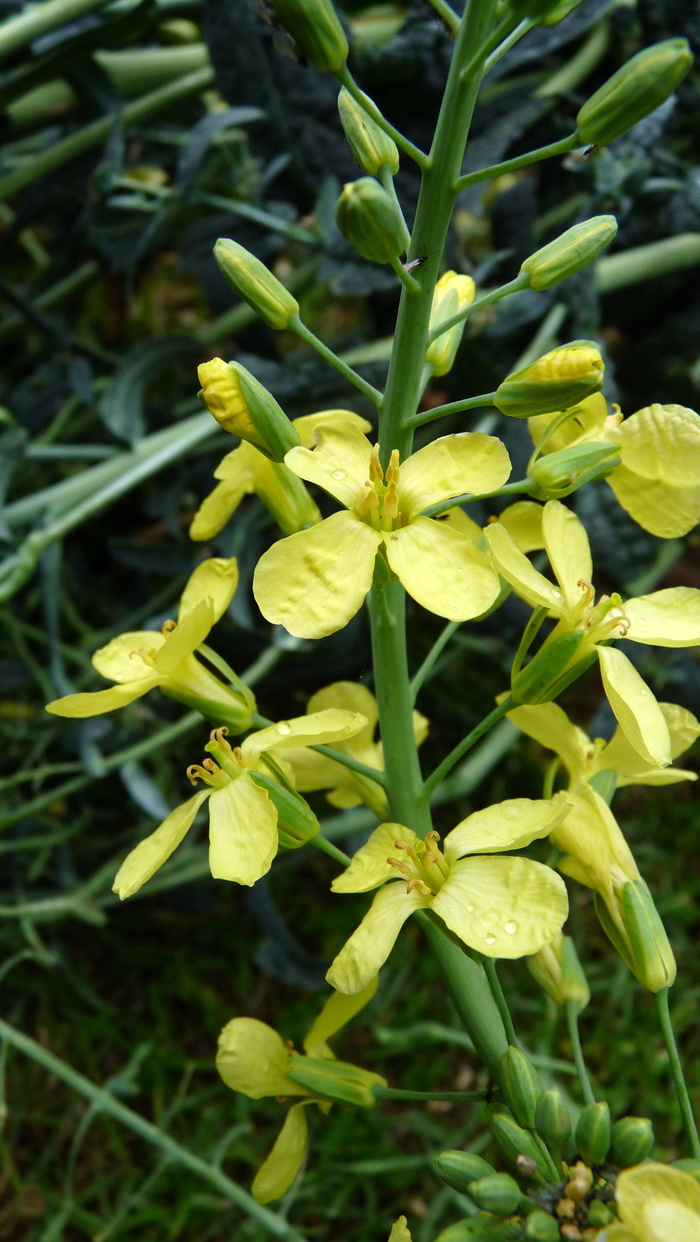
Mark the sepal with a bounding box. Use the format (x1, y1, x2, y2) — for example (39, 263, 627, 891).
(576, 39, 693, 147)
(494, 342, 605, 419)
(285, 1055, 386, 1106)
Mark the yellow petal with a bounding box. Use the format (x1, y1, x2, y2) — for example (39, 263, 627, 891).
(282, 746, 353, 793)
(331, 823, 418, 893)
(308, 682, 379, 747)
(178, 557, 238, 623)
(208, 774, 278, 885)
(189, 477, 251, 541)
(444, 795, 570, 860)
(597, 647, 671, 768)
(92, 631, 164, 682)
(112, 790, 209, 899)
(388, 1217, 413, 1242)
(293, 409, 372, 446)
(385, 518, 501, 621)
(644, 1200, 700, 1242)
(252, 1104, 309, 1205)
(326, 883, 431, 994)
(284, 420, 371, 507)
(484, 520, 562, 611)
(253, 512, 381, 640)
(242, 708, 368, 761)
(46, 679, 160, 718)
(607, 467, 700, 539)
(625, 588, 700, 647)
(431, 855, 568, 957)
(542, 500, 592, 611)
(397, 433, 511, 517)
(216, 1016, 298, 1098)
(602, 702, 700, 784)
(616, 1162, 700, 1239)
(498, 501, 545, 553)
(618, 403, 700, 487)
(154, 599, 215, 674)
(528, 394, 609, 453)
(303, 976, 378, 1056)
(551, 786, 639, 901)
(662, 702, 700, 757)
(506, 702, 591, 783)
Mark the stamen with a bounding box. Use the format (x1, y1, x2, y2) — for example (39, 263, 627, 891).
(369, 444, 382, 482)
(406, 878, 431, 896)
(425, 830, 441, 847)
(202, 758, 218, 772)
(577, 580, 595, 604)
(356, 482, 380, 517)
(187, 763, 211, 785)
(387, 856, 412, 877)
(210, 725, 230, 742)
(382, 481, 399, 521)
(162, 619, 177, 635)
(385, 449, 400, 485)
(130, 648, 156, 669)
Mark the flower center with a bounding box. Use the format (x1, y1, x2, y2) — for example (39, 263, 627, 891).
(571, 580, 630, 643)
(355, 444, 408, 532)
(186, 726, 245, 789)
(387, 829, 450, 896)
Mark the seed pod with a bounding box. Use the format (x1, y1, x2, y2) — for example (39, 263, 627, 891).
(469, 1173, 522, 1217)
(337, 87, 399, 175)
(501, 1046, 544, 1130)
(576, 38, 693, 147)
(494, 341, 605, 419)
(434, 1150, 495, 1192)
(521, 216, 617, 290)
(524, 1211, 560, 1242)
(198, 359, 301, 461)
(490, 1111, 549, 1180)
(248, 771, 320, 849)
(335, 176, 410, 264)
(286, 1055, 385, 1106)
(529, 442, 621, 499)
(214, 238, 299, 330)
(620, 878, 677, 992)
(575, 1101, 611, 1167)
(272, 0, 349, 72)
(610, 1116, 655, 1167)
(535, 1089, 572, 1151)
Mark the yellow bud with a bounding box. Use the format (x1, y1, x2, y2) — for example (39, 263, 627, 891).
(520, 216, 617, 290)
(577, 38, 693, 147)
(337, 88, 399, 176)
(425, 271, 476, 376)
(214, 238, 299, 330)
(527, 932, 591, 1010)
(494, 341, 605, 419)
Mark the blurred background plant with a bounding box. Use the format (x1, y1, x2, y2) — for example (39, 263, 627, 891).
(1, 0, 699, 1238)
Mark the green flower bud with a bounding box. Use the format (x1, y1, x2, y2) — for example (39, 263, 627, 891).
(494, 341, 605, 419)
(520, 216, 618, 291)
(576, 39, 693, 148)
(610, 1116, 655, 1167)
(620, 878, 677, 992)
(535, 1089, 572, 1151)
(272, 0, 348, 72)
(214, 238, 300, 330)
(434, 1151, 495, 1193)
(529, 442, 621, 499)
(575, 1101, 611, 1167)
(469, 1174, 522, 1217)
(248, 771, 320, 849)
(489, 1111, 549, 1181)
(540, 0, 583, 26)
(198, 358, 301, 461)
(511, 631, 588, 705)
(588, 1200, 614, 1228)
(524, 1211, 560, 1242)
(528, 933, 591, 1010)
(337, 88, 399, 175)
(286, 1055, 384, 1106)
(335, 176, 410, 265)
(501, 1046, 543, 1130)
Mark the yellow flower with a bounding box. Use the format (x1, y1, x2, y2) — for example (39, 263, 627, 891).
(485, 499, 700, 767)
(507, 699, 700, 790)
(190, 409, 372, 540)
(327, 796, 571, 995)
(282, 681, 429, 817)
(528, 394, 700, 537)
(216, 979, 382, 1204)
(606, 1162, 700, 1241)
(113, 708, 368, 897)
(46, 559, 254, 731)
(253, 421, 511, 639)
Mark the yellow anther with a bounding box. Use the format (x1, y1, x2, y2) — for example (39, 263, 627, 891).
(382, 482, 399, 521)
(356, 482, 380, 517)
(425, 830, 441, 847)
(233, 746, 245, 762)
(162, 619, 177, 634)
(203, 757, 218, 772)
(187, 763, 210, 784)
(577, 580, 595, 603)
(388, 856, 412, 877)
(210, 725, 231, 749)
(369, 443, 383, 482)
(385, 449, 400, 485)
(131, 648, 156, 669)
(406, 877, 431, 896)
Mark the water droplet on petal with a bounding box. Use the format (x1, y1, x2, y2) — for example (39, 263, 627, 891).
(484, 932, 497, 945)
(332, 468, 347, 480)
(638, 687, 648, 697)
(277, 721, 292, 735)
(502, 803, 524, 820)
(504, 919, 518, 935)
(466, 904, 476, 914)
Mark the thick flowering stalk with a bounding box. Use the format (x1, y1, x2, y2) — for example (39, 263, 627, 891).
(46, 558, 254, 731)
(216, 979, 380, 1203)
(485, 499, 700, 767)
(327, 796, 571, 994)
(253, 421, 511, 638)
(113, 709, 367, 897)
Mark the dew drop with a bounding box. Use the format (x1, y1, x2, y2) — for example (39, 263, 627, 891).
(332, 468, 347, 480)
(466, 904, 476, 915)
(277, 721, 292, 735)
(638, 687, 648, 697)
(484, 932, 497, 945)
(504, 919, 518, 935)
(502, 803, 524, 820)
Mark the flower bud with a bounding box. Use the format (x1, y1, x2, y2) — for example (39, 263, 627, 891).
(610, 1116, 654, 1167)
(335, 176, 410, 264)
(529, 442, 621, 499)
(198, 359, 301, 461)
(575, 1101, 611, 1167)
(576, 39, 693, 148)
(272, 0, 348, 72)
(525, 1211, 560, 1241)
(620, 877, 677, 992)
(494, 342, 605, 419)
(214, 238, 300, 330)
(469, 1173, 522, 1216)
(248, 772, 320, 848)
(501, 1046, 543, 1130)
(425, 271, 476, 377)
(528, 933, 591, 1011)
(535, 1089, 572, 1151)
(285, 1055, 384, 1106)
(489, 1111, 549, 1180)
(520, 216, 617, 290)
(337, 87, 399, 176)
(434, 1150, 495, 1192)
(511, 631, 588, 704)
(540, 0, 583, 25)
(588, 1200, 614, 1228)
